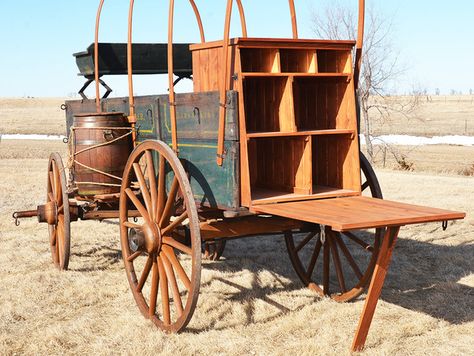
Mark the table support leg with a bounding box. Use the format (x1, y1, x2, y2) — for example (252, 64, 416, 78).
(351, 226, 401, 352)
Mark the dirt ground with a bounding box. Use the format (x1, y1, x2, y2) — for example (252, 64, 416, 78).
(0, 141, 472, 355)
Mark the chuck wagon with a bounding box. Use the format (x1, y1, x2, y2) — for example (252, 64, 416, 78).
(13, 0, 465, 351)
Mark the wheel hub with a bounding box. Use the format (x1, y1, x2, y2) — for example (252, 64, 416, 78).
(128, 221, 162, 254)
(37, 201, 58, 225)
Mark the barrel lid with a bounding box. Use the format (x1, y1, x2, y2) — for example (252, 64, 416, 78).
(74, 112, 125, 118)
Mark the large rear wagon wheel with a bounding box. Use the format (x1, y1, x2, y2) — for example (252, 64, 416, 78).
(47, 153, 71, 270)
(285, 153, 383, 302)
(120, 140, 201, 332)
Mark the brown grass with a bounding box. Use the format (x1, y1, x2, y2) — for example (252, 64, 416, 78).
(0, 156, 472, 355)
(0, 98, 66, 135)
(367, 95, 474, 137)
(0, 98, 472, 354)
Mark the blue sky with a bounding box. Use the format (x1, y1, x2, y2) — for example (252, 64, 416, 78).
(0, 0, 473, 97)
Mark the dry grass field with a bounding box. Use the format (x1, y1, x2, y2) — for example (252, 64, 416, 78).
(369, 95, 474, 137)
(0, 98, 472, 355)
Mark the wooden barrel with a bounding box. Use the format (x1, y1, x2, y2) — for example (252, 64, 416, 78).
(72, 112, 132, 196)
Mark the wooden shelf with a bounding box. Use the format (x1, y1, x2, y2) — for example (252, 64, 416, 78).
(241, 72, 351, 78)
(247, 129, 354, 138)
(251, 186, 359, 205)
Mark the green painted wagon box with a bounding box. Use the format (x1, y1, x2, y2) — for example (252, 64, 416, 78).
(65, 90, 240, 210)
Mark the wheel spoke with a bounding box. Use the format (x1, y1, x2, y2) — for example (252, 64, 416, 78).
(48, 192, 55, 203)
(127, 251, 142, 262)
(123, 221, 142, 229)
(161, 212, 188, 236)
(149, 255, 159, 317)
(306, 238, 322, 278)
(49, 171, 56, 199)
(52, 162, 61, 203)
(158, 257, 171, 325)
(323, 239, 330, 295)
(145, 150, 158, 221)
(133, 163, 152, 216)
(163, 236, 192, 256)
(162, 245, 191, 290)
(50, 226, 57, 246)
(57, 219, 64, 265)
(329, 233, 346, 293)
(159, 176, 179, 228)
(137, 255, 153, 293)
(361, 180, 369, 192)
(334, 232, 363, 279)
(161, 252, 184, 317)
(155, 155, 166, 223)
(295, 231, 317, 253)
(125, 188, 151, 221)
(343, 231, 374, 252)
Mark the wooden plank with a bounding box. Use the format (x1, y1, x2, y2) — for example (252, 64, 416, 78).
(241, 72, 350, 78)
(235, 47, 251, 207)
(251, 187, 359, 205)
(294, 136, 312, 195)
(246, 129, 354, 138)
(200, 215, 302, 240)
(251, 196, 466, 231)
(279, 76, 296, 132)
(189, 38, 356, 51)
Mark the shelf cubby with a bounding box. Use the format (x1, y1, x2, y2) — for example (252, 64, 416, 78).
(243, 76, 295, 133)
(280, 49, 317, 73)
(240, 48, 280, 73)
(312, 135, 359, 194)
(293, 76, 350, 131)
(248, 136, 311, 199)
(317, 50, 351, 73)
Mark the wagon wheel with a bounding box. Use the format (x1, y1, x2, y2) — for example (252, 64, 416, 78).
(47, 153, 71, 270)
(120, 140, 201, 332)
(284, 153, 383, 302)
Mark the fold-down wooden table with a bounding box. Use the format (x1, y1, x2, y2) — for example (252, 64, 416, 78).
(252, 196, 465, 351)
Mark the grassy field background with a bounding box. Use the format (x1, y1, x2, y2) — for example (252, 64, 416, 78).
(0, 98, 472, 355)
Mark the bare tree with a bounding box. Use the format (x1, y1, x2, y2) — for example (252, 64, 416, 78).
(311, 3, 418, 162)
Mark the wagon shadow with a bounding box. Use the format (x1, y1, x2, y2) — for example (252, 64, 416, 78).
(70, 245, 122, 272)
(203, 228, 473, 328)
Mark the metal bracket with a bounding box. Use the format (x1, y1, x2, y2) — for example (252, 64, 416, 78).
(78, 76, 112, 100)
(320, 224, 326, 244)
(442, 221, 448, 231)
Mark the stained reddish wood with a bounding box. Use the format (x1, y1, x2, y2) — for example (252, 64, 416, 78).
(252, 196, 465, 231)
(351, 226, 399, 352)
(288, 0, 298, 38)
(246, 129, 354, 138)
(200, 215, 301, 241)
(94, 0, 105, 113)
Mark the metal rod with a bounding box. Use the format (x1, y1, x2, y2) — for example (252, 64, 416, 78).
(188, 0, 205, 42)
(216, 0, 234, 166)
(354, 0, 365, 91)
(288, 0, 298, 39)
(236, 0, 248, 37)
(127, 0, 137, 145)
(168, 0, 178, 153)
(94, 0, 105, 113)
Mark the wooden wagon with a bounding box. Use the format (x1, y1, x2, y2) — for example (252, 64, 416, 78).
(13, 0, 465, 351)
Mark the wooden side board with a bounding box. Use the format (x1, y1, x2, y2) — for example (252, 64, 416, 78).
(252, 196, 466, 231)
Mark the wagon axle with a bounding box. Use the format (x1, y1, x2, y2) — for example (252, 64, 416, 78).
(13, 203, 79, 226)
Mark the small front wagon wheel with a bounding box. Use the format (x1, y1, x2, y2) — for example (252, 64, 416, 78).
(47, 153, 71, 270)
(120, 140, 201, 332)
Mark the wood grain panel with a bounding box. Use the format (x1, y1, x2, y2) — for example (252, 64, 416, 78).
(252, 196, 465, 231)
